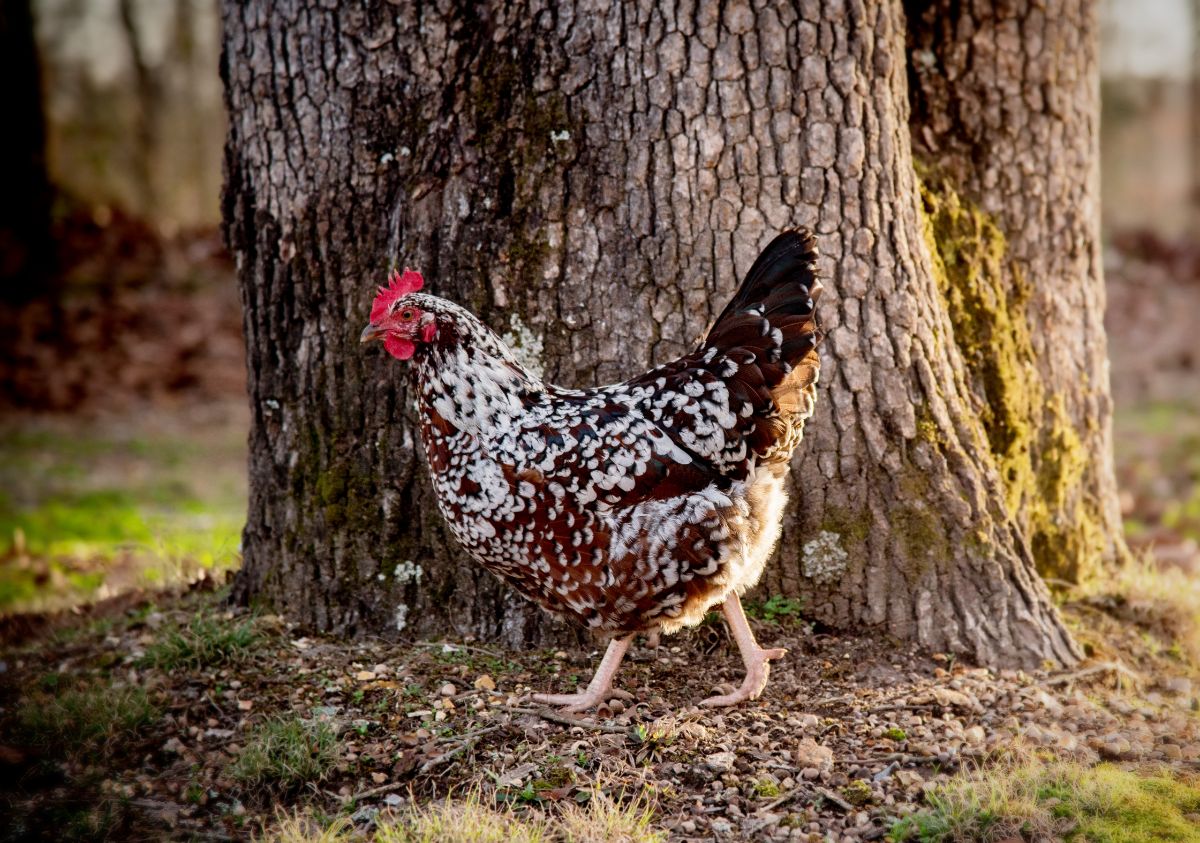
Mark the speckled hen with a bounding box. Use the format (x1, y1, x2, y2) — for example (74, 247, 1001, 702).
(361, 230, 823, 711)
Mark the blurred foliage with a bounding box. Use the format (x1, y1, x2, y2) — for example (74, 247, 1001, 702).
(1115, 401, 1200, 545)
(0, 419, 244, 613)
(16, 681, 158, 756)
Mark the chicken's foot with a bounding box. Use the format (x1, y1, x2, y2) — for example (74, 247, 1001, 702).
(533, 633, 635, 713)
(700, 593, 786, 707)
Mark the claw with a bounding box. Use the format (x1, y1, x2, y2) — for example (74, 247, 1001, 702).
(532, 689, 617, 713)
(699, 593, 788, 707)
(700, 646, 786, 707)
(532, 634, 634, 713)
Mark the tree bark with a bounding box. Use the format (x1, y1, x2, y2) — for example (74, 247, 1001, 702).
(224, 0, 1115, 666)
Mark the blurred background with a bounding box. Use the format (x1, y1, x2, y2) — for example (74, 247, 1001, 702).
(0, 0, 1196, 613)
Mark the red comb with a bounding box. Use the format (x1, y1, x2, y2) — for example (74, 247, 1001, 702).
(369, 267, 424, 322)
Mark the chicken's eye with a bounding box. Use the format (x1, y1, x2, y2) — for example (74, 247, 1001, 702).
(400, 309, 415, 321)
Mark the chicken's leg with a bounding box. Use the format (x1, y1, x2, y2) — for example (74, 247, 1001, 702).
(700, 593, 786, 707)
(532, 633, 634, 713)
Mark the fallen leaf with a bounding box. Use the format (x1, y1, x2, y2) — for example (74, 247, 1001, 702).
(496, 762, 539, 787)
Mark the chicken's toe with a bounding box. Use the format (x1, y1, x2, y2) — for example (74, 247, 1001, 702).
(532, 690, 614, 713)
(699, 646, 786, 707)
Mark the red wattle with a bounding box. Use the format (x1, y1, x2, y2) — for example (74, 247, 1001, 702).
(385, 335, 416, 360)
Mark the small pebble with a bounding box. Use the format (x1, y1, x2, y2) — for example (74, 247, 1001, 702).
(705, 751, 737, 774)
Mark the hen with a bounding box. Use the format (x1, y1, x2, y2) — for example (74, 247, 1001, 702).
(361, 229, 823, 711)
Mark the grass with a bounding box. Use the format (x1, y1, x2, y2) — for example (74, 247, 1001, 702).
(262, 812, 354, 843)
(230, 717, 340, 792)
(140, 611, 260, 669)
(0, 417, 246, 613)
(1078, 553, 1200, 668)
(746, 594, 806, 625)
(261, 788, 663, 843)
(1114, 401, 1200, 544)
(16, 682, 158, 754)
(892, 761, 1200, 842)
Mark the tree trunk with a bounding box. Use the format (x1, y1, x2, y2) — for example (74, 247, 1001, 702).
(224, 0, 1117, 666)
(0, 0, 54, 302)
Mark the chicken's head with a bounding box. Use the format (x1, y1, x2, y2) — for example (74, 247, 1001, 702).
(360, 267, 438, 360)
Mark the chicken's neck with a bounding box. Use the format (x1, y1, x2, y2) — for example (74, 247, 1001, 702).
(413, 319, 544, 437)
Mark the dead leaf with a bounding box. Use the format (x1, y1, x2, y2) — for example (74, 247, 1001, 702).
(496, 762, 539, 787)
(392, 749, 420, 777)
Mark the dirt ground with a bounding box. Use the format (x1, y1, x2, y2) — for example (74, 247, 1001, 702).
(0, 579, 1197, 842)
(0, 224, 1198, 840)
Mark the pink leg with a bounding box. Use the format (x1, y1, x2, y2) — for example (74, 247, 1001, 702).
(532, 633, 635, 713)
(700, 593, 787, 707)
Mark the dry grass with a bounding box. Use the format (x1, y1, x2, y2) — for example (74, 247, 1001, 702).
(1074, 552, 1200, 669)
(263, 812, 354, 843)
(259, 788, 663, 843)
(373, 795, 552, 843)
(555, 789, 662, 843)
(1110, 557, 1200, 664)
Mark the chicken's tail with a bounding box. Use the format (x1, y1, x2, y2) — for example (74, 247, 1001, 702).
(702, 229, 823, 419)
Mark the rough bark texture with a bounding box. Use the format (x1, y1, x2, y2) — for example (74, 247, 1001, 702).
(224, 0, 1114, 666)
(904, 0, 1124, 583)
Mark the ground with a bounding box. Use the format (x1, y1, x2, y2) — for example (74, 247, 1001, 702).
(0, 224, 1198, 841)
(1, 580, 1199, 841)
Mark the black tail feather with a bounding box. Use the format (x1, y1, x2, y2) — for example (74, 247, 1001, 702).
(704, 228, 823, 375)
(710, 228, 821, 331)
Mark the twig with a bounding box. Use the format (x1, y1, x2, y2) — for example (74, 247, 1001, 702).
(840, 753, 918, 766)
(807, 694, 854, 707)
(496, 704, 630, 734)
(344, 781, 406, 803)
(435, 724, 502, 744)
(412, 641, 508, 659)
(419, 735, 483, 775)
(1040, 661, 1142, 688)
(814, 786, 854, 812)
(761, 786, 815, 813)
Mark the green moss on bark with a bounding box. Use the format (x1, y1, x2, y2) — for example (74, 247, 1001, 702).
(918, 170, 1038, 515)
(917, 169, 1101, 581)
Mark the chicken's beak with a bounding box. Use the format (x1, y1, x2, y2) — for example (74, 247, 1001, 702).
(360, 323, 387, 344)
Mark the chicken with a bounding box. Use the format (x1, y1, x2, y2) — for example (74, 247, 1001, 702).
(361, 229, 823, 711)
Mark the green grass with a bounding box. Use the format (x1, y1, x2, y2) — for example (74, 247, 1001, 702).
(16, 683, 158, 754)
(140, 612, 260, 670)
(0, 419, 246, 613)
(892, 761, 1200, 842)
(1114, 401, 1200, 543)
(746, 594, 806, 625)
(230, 717, 340, 791)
